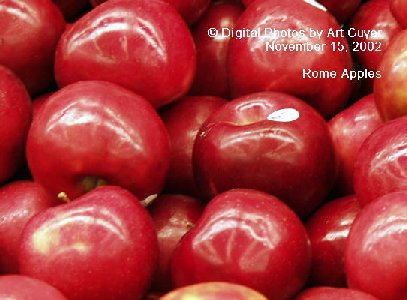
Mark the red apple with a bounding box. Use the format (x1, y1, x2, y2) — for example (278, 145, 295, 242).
(374, 29, 407, 120)
(349, 0, 401, 72)
(190, 0, 244, 97)
(26, 80, 170, 200)
(171, 189, 311, 300)
(32, 93, 52, 121)
(55, 0, 196, 108)
(390, 0, 407, 28)
(0, 66, 32, 184)
(0, 0, 65, 95)
(0, 275, 67, 299)
(228, 0, 353, 118)
(306, 195, 361, 287)
(328, 94, 383, 195)
(295, 287, 379, 300)
(52, 0, 89, 21)
(353, 116, 407, 206)
(161, 96, 227, 196)
(160, 282, 268, 300)
(0, 181, 56, 274)
(19, 186, 158, 300)
(193, 92, 336, 217)
(345, 190, 407, 299)
(149, 194, 204, 292)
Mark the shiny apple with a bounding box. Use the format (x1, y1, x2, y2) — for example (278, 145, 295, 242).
(193, 92, 336, 217)
(149, 194, 204, 292)
(55, 0, 196, 108)
(328, 94, 383, 195)
(27, 80, 170, 200)
(228, 0, 353, 118)
(306, 195, 360, 287)
(171, 189, 311, 300)
(19, 186, 158, 300)
(390, 0, 407, 28)
(295, 287, 379, 300)
(353, 116, 407, 206)
(345, 190, 407, 299)
(161, 96, 227, 196)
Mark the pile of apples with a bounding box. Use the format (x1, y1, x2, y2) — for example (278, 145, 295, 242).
(1, 0, 407, 299)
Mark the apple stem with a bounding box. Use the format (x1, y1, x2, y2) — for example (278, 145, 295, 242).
(58, 192, 71, 203)
(186, 222, 195, 229)
(141, 194, 158, 207)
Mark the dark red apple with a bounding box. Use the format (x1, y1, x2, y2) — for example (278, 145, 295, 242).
(0, 275, 67, 299)
(0, 0, 65, 95)
(391, 0, 407, 28)
(228, 0, 353, 118)
(19, 186, 158, 300)
(0, 181, 56, 274)
(190, 0, 244, 97)
(374, 29, 407, 120)
(26, 80, 170, 200)
(345, 190, 407, 299)
(149, 194, 204, 292)
(306, 195, 360, 287)
(349, 0, 401, 72)
(52, 0, 89, 21)
(171, 189, 311, 300)
(0, 66, 32, 184)
(295, 287, 379, 300)
(160, 282, 268, 300)
(161, 96, 227, 196)
(353, 116, 407, 206)
(55, 0, 196, 108)
(193, 92, 336, 217)
(328, 94, 383, 195)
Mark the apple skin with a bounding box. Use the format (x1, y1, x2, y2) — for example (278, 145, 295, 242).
(160, 282, 268, 300)
(19, 186, 158, 300)
(349, 0, 401, 72)
(353, 116, 407, 206)
(0, 275, 68, 300)
(190, 0, 244, 98)
(171, 189, 311, 300)
(193, 92, 336, 217)
(228, 0, 353, 118)
(345, 190, 407, 299)
(52, 0, 89, 21)
(0, 66, 32, 184)
(161, 96, 227, 196)
(374, 29, 407, 120)
(32, 93, 52, 121)
(295, 287, 379, 300)
(306, 195, 360, 287)
(391, 0, 407, 28)
(0, 181, 56, 274)
(328, 94, 383, 195)
(149, 194, 204, 292)
(26, 80, 170, 201)
(55, 0, 196, 108)
(0, 0, 65, 95)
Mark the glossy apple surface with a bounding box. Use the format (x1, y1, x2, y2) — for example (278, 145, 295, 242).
(0, 181, 56, 274)
(161, 96, 227, 196)
(295, 287, 379, 300)
(149, 194, 204, 292)
(328, 94, 383, 195)
(27, 81, 170, 200)
(19, 186, 158, 300)
(190, 0, 244, 97)
(349, 0, 401, 72)
(0, 275, 68, 300)
(374, 29, 407, 120)
(32, 93, 52, 121)
(228, 0, 353, 118)
(52, 0, 89, 21)
(0, 66, 32, 184)
(353, 116, 407, 206)
(306, 195, 360, 287)
(171, 189, 311, 300)
(160, 282, 268, 300)
(0, 0, 65, 95)
(55, 0, 196, 108)
(391, 0, 407, 28)
(193, 92, 336, 217)
(345, 190, 407, 299)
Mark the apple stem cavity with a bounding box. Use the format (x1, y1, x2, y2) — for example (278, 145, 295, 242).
(81, 176, 107, 192)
